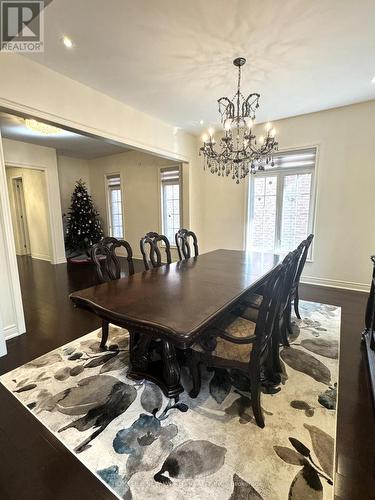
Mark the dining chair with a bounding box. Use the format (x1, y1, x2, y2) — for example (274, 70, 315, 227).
(239, 235, 314, 339)
(290, 234, 314, 320)
(140, 231, 172, 270)
(175, 229, 199, 260)
(277, 246, 305, 345)
(188, 260, 287, 428)
(268, 236, 313, 341)
(91, 237, 135, 348)
(238, 247, 304, 346)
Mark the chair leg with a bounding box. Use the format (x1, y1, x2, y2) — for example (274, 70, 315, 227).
(250, 370, 264, 428)
(286, 301, 294, 336)
(294, 288, 301, 319)
(280, 314, 290, 347)
(188, 350, 201, 398)
(271, 328, 283, 375)
(100, 320, 109, 349)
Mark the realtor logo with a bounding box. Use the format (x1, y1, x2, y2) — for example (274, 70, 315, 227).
(1, 0, 44, 52)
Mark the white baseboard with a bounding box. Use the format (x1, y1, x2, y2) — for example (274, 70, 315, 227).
(31, 253, 51, 262)
(132, 253, 144, 261)
(53, 256, 67, 264)
(3, 323, 23, 340)
(302, 275, 369, 293)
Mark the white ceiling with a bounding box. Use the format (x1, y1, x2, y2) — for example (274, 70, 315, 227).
(25, 0, 375, 133)
(0, 112, 128, 159)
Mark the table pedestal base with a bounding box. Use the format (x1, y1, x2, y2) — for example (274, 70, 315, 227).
(128, 330, 184, 400)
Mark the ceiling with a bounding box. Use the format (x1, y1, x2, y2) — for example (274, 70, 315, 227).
(0, 112, 129, 159)
(25, 0, 375, 134)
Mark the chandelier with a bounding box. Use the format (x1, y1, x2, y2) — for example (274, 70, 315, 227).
(200, 57, 278, 183)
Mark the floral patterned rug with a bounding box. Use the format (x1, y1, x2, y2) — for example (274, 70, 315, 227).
(0, 301, 340, 500)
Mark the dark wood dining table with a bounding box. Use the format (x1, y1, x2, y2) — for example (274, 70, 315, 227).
(70, 249, 281, 398)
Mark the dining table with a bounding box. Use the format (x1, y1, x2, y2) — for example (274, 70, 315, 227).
(70, 249, 281, 399)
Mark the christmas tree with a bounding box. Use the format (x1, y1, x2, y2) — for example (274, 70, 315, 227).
(65, 179, 103, 256)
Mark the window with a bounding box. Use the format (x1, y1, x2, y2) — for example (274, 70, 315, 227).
(160, 166, 182, 243)
(247, 147, 316, 255)
(106, 174, 123, 238)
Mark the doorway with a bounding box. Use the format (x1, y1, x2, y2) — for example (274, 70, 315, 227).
(12, 177, 30, 255)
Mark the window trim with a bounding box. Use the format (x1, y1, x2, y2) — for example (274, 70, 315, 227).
(159, 165, 183, 247)
(245, 145, 319, 261)
(105, 173, 125, 239)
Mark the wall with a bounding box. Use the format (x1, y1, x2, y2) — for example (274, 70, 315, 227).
(88, 150, 179, 259)
(2, 138, 66, 264)
(57, 155, 90, 217)
(198, 100, 375, 291)
(6, 166, 51, 260)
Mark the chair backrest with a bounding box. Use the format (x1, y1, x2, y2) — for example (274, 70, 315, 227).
(140, 231, 172, 271)
(293, 234, 314, 290)
(91, 237, 134, 283)
(175, 229, 199, 260)
(252, 260, 288, 360)
(278, 246, 304, 315)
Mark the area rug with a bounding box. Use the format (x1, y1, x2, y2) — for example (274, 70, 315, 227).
(0, 301, 340, 500)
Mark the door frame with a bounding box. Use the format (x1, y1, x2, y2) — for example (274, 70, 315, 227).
(0, 131, 26, 341)
(6, 161, 62, 263)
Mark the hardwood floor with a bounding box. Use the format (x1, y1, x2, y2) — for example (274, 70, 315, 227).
(298, 283, 375, 500)
(0, 256, 374, 499)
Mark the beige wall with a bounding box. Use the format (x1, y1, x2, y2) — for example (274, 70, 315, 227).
(88, 150, 179, 259)
(57, 155, 90, 216)
(197, 100, 375, 290)
(6, 166, 51, 261)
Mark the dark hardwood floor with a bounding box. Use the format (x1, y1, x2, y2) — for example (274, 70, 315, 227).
(0, 256, 374, 500)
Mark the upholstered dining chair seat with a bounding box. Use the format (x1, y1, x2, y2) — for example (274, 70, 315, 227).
(192, 313, 256, 363)
(242, 292, 263, 309)
(193, 336, 254, 363)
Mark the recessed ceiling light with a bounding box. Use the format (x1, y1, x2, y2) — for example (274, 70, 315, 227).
(62, 36, 73, 49)
(371, 76, 375, 84)
(199, 119, 204, 125)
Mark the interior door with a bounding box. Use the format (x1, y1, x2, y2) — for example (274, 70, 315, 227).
(13, 177, 30, 255)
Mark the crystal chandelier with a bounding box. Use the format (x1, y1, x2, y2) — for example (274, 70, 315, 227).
(200, 57, 278, 183)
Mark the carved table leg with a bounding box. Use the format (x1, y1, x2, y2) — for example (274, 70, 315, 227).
(128, 332, 152, 377)
(161, 339, 181, 401)
(128, 330, 140, 360)
(186, 349, 201, 398)
(127, 331, 184, 399)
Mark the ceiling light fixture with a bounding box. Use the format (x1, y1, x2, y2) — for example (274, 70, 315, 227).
(25, 119, 64, 135)
(372, 76, 375, 84)
(200, 57, 278, 183)
(62, 36, 73, 49)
